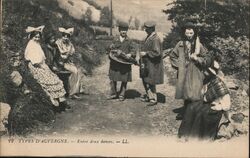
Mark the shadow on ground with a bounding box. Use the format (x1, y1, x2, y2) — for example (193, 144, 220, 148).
(125, 89, 141, 99)
(157, 93, 166, 103)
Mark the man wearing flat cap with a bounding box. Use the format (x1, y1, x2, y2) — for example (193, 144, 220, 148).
(139, 21, 164, 106)
(107, 21, 136, 101)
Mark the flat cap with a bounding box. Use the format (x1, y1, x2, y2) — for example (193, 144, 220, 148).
(144, 20, 156, 27)
(118, 21, 129, 28)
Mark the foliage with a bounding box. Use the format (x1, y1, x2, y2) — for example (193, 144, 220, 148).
(134, 17, 141, 30)
(210, 36, 249, 80)
(163, 0, 249, 44)
(82, 7, 94, 26)
(163, 0, 249, 81)
(99, 6, 112, 27)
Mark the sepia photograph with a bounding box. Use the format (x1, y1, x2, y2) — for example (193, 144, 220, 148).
(0, 0, 249, 157)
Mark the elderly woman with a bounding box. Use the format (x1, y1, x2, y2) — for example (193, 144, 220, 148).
(24, 25, 70, 111)
(55, 27, 82, 99)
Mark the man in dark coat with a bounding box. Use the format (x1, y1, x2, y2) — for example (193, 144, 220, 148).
(107, 22, 136, 101)
(139, 21, 164, 106)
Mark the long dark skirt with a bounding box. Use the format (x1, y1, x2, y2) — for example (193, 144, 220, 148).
(178, 100, 223, 140)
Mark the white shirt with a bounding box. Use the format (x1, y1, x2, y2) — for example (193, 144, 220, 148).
(119, 36, 125, 42)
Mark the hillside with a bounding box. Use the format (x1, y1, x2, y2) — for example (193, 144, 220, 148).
(56, 0, 173, 33)
(94, 0, 173, 33)
(57, 0, 101, 22)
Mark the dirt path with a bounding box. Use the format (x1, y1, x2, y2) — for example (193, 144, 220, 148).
(42, 56, 183, 137)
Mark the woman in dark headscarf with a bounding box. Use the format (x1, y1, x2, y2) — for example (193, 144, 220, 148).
(169, 22, 213, 139)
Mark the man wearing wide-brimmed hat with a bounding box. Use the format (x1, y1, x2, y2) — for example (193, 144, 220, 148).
(107, 21, 136, 101)
(139, 21, 164, 106)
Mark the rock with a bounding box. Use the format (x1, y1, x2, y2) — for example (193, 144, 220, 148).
(0, 102, 11, 133)
(231, 113, 245, 123)
(218, 112, 249, 139)
(217, 122, 234, 139)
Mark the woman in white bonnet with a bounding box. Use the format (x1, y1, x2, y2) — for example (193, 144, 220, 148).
(55, 27, 82, 99)
(24, 25, 70, 111)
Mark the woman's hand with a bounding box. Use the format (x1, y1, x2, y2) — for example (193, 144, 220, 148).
(190, 54, 198, 60)
(52, 66, 58, 71)
(126, 54, 132, 58)
(140, 51, 147, 57)
(116, 50, 122, 56)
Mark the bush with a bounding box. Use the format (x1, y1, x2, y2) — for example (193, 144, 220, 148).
(99, 6, 112, 27)
(210, 36, 249, 80)
(163, 0, 249, 81)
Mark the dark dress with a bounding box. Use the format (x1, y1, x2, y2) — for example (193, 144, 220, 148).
(178, 100, 223, 140)
(170, 40, 221, 140)
(178, 75, 228, 140)
(109, 36, 136, 82)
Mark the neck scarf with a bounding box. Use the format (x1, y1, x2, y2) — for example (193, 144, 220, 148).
(55, 38, 75, 59)
(24, 40, 46, 64)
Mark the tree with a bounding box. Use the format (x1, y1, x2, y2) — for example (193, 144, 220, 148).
(99, 6, 112, 27)
(163, 0, 249, 80)
(128, 16, 133, 26)
(82, 7, 93, 26)
(134, 17, 140, 30)
(163, 0, 249, 48)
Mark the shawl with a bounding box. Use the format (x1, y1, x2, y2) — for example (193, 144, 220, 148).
(55, 38, 75, 59)
(24, 40, 46, 64)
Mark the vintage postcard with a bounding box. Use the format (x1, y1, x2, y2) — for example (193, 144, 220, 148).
(0, 0, 249, 157)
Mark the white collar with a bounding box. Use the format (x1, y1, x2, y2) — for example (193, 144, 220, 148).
(119, 36, 126, 42)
